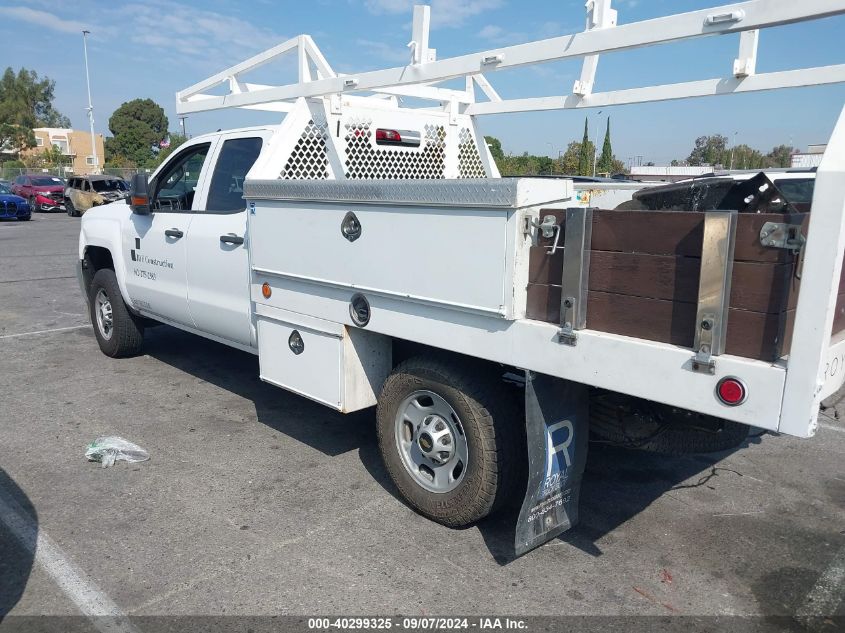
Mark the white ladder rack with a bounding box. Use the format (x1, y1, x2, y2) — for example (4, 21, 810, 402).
(176, 0, 845, 116)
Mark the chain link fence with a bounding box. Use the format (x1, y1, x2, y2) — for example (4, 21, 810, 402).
(0, 167, 154, 183)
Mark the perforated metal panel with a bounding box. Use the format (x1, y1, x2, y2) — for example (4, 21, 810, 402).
(343, 118, 446, 180)
(280, 118, 330, 179)
(458, 127, 486, 179)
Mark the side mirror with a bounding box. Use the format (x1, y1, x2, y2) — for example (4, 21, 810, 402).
(129, 173, 151, 215)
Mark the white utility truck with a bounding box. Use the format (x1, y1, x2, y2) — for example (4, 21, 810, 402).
(78, 1, 845, 555)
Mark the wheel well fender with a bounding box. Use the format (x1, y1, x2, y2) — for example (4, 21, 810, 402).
(80, 240, 133, 309)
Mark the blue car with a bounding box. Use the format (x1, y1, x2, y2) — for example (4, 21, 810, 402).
(0, 182, 31, 221)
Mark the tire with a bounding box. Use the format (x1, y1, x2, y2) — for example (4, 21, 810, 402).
(590, 392, 749, 454)
(376, 355, 521, 528)
(66, 199, 76, 217)
(28, 196, 37, 212)
(17, 216, 30, 221)
(88, 268, 144, 358)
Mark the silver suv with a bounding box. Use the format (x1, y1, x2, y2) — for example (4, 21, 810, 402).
(65, 175, 129, 217)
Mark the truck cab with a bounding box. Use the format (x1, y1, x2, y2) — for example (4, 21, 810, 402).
(80, 127, 272, 351)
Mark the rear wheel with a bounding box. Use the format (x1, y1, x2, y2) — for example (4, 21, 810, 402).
(376, 355, 521, 528)
(88, 268, 144, 358)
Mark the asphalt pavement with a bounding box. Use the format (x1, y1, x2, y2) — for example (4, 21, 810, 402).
(0, 213, 843, 630)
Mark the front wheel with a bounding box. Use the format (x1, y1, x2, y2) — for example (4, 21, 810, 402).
(88, 268, 144, 358)
(66, 199, 76, 217)
(376, 355, 521, 528)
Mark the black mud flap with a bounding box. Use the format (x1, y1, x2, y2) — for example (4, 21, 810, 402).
(514, 372, 589, 557)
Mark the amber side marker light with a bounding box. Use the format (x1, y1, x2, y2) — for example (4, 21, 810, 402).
(130, 195, 148, 206)
(261, 282, 272, 299)
(716, 377, 747, 406)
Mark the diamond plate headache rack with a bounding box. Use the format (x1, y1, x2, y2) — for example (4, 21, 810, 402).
(177, 1, 845, 117)
(243, 178, 567, 208)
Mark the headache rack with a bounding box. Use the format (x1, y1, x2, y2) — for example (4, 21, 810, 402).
(178, 0, 845, 438)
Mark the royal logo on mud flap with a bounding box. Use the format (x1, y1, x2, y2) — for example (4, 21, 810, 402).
(515, 374, 589, 556)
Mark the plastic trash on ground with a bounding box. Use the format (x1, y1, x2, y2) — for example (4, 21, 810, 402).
(85, 436, 150, 468)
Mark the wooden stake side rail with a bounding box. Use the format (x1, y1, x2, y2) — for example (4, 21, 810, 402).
(526, 209, 845, 362)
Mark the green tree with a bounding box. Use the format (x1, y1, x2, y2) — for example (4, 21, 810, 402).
(578, 117, 591, 176)
(597, 118, 614, 175)
(729, 144, 765, 170)
(557, 140, 589, 174)
(687, 134, 729, 166)
(24, 143, 70, 172)
(610, 158, 627, 175)
(0, 67, 69, 153)
(106, 98, 169, 167)
(765, 144, 795, 168)
(484, 135, 504, 162)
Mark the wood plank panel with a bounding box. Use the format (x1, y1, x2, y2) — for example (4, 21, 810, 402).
(526, 208, 825, 361)
(586, 291, 789, 361)
(539, 209, 807, 263)
(526, 285, 795, 361)
(529, 247, 799, 314)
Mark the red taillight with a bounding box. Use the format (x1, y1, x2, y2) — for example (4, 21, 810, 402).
(717, 377, 747, 406)
(375, 129, 402, 143)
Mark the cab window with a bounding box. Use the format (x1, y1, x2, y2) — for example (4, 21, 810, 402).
(206, 137, 263, 212)
(153, 143, 211, 211)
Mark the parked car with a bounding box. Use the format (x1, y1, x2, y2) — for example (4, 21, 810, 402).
(64, 175, 130, 217)
(0, 182, 31, 221)
(11, 174, 66, 212)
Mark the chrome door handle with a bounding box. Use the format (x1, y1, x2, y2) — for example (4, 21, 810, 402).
(165, 228, 184, 238)
(220, 234, 244, 245)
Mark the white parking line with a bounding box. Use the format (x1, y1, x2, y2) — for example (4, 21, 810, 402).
(796, 545, 845, 627)
(0, 485, 140, 633)
(0, 324, 89, 340)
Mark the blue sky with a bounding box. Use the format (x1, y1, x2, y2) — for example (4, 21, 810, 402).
(1, 0, 844, 164)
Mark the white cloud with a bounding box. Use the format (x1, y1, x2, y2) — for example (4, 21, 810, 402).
(1, 1, 287, 67)
(364, 0, 503, 28)
(0, 6, 92, 34)
(478, 19, 568, 46)
(477, 25, 504, 39)
(117, 1, 285, 61)
(355, 39, 413, 64)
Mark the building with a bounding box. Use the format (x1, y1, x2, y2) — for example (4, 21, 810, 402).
(628, 165, 713, 182)
(791, 144, 826, 169)
(24, 128, 105, 175)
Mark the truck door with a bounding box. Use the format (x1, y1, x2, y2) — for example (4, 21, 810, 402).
(185, 135, 265, 347)
(122, 141, 214, 327)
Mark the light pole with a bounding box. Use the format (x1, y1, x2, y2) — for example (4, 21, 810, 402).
(729, 131, 738, 170)
(592, 110, 603, 177)
(82, 30, 98, 173)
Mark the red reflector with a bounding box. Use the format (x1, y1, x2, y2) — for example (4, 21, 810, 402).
(717, 378, 746, 406)
(376, 128, 402, 142)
